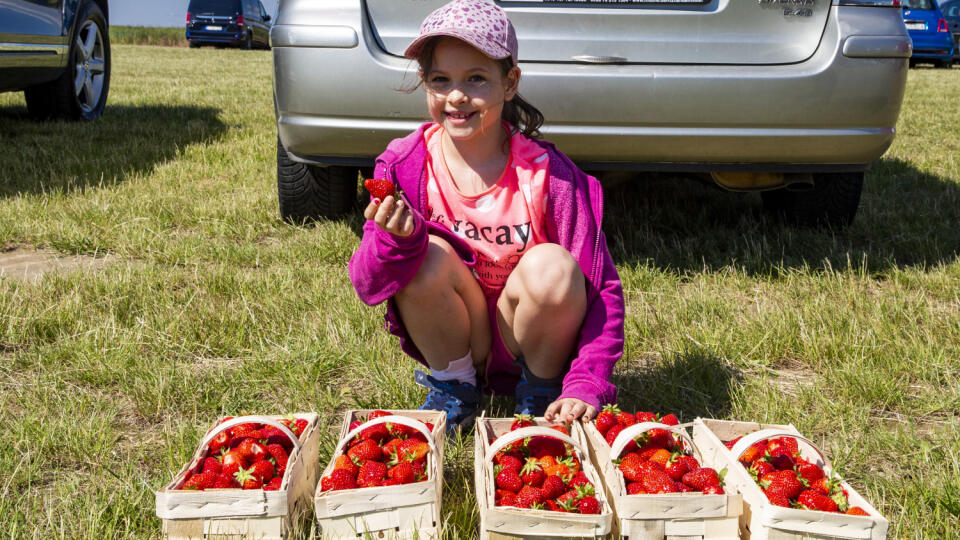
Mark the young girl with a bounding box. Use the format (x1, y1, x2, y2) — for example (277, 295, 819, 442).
(349, 0, 624, 432)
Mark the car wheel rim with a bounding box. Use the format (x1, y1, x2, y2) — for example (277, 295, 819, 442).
(73, 19, 105, 113)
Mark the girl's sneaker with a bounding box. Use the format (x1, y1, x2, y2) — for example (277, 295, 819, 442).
(513, 379, 561, 416)
(415, 370, 482, 434)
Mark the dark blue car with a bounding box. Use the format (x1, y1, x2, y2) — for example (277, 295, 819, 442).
(940, 0, 960, 62)
(902, 0, 955, 67)
(0, 0, 111, 120)
(186, 0, 272, 49)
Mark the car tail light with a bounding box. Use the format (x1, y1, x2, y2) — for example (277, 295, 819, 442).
(938, 19, 948, 32)
(186, 12, 192, 23)
(237, 14, 245, 27)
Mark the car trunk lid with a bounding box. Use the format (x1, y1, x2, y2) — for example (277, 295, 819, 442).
(365, 0, 831, 65)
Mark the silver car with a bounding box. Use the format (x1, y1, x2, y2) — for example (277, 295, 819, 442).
(271, 0, 911, 226)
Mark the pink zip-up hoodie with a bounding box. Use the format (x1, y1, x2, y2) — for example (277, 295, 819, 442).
(348, 123, 624, 410)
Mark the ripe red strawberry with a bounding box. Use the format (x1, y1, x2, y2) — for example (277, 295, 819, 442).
(333, 454, 360, 475)
(514, 485, 545, 509)
(768, 437, 799, 456)
(495, 467, 523, 493)
(682, 468, 721, 491)
(663, 454, 690, 481)
(364, 178, 395, 200)
(763, 470, 803, 500)
(527, 436, 566, 459)
(382, 437, 403, 457)
(321, 468, 358, 491)
(798, 489, 839, 512)
(387, 422, 416, 439)
(263, 477, 283, 491)
(202, 457, 222, 474)
(549, 423, 570, 435)
(250, 460, 275, 483)
(410, 458, 427, 481)
(496, 454, 523, 473)
(626, 482, 645, 494)
(369, 409, 392, 420)
(702, 484, 725, 495)
(677, 455, 700, 473)
(796, 461, 825, 484)
(360, 423, 390, 443)
(347, 439, 383, 463)
(496, 491, 517, 507)
(293, 418, 308, 436)
(567, 471, 591, 490)
(617, 453, 647, 482)
(765, 490, 791, 507)
(749, 460, 775, 480)
(388, 461, 416, 484)
(604, 424, 625, 447)
(647, 448, 673, 469)
(594, 404, 620, 435)
(220, 450, 247, 478)
(520, 458, 546, 488)
(846, 506, 869, 516)
(358, 460, 388, 488)
(182, 471, 216, 490)
(616, 410, 637, 427)
(397, 439, 430, 462)
(659, 413, 679, 426)
(556, 489, 578, 506)
(576, 496, 601, 514)
(231, 429, 265, 449)
(676, 481, 693, 493)
(212, 473, 239, 489)
(541, 475, 566, 500)
(236, 439, 267, 462)
(738, 441, 768, 464)
(641, 468, 678, 494)
(768, 453, 795, 471)
(234, 466, 262, 489)
(635, 411, 657, 423)
(511, 414, 535, 430)
(208, 430, 231, 453)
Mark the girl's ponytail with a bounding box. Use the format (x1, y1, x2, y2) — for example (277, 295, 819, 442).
(502, 92, 544, 140)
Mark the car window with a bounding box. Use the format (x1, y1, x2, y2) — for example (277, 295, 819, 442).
(941, 1, 960, 16)
(902, 0, 936, 9)
(188, 0, 240, 13)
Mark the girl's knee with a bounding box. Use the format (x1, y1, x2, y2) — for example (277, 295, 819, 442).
(399, 235, 463, 296)
(517, 243, 584, 305)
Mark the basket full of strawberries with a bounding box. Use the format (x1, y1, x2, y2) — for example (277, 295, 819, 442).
(692, 419, 889, 540)
(475, 414, 613, 540)
(582, 406, 742, 540)
(155, 413, 320, 540)
(313, 409, 445, 540)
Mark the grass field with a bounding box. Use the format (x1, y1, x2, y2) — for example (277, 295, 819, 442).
(0, 45, 958, 538)
(110, 26, 186, 47)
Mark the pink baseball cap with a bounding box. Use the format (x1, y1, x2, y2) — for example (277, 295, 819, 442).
(404, 0, 519, 65)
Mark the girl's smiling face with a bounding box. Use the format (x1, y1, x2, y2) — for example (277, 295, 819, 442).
(422, 37, 519, 146)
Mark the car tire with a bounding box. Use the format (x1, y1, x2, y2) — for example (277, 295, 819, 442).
(244, 31, 253, 50)
(189, 41, 201, 48)
(937, 59, 952, 68)
(277, 138, 358, 222)
(761, 171, 864, 228)
(24, 0, 110, 121)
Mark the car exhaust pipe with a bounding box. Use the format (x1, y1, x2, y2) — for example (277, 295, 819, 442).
(784, 173, 815, 192)
(711, 172, 816, 192)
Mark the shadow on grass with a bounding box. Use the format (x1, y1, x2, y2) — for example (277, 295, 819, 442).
(612, 345, 740, 420)
(0, 104, 226, 197)
(601, 158, 960, 274)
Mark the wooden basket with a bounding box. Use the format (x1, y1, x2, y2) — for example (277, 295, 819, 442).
(582, 421, 742, 540)
(691, 418, 889, 540)
(156, 413, 321, 540)
(313, 409, 446, 540)
(474, 415, 614, 540)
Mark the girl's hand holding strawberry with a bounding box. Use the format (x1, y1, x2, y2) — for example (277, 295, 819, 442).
(364, 195, 415, 238)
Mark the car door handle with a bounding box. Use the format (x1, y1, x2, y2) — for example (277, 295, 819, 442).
(571, 55, 627, 64)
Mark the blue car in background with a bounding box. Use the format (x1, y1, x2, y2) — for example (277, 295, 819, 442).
(186, 0, 272, 49)
(902, 0, 955, 67)
(940, 0, 960, 62)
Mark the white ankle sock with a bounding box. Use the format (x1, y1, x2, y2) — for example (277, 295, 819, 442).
(430, 350, 477, 387)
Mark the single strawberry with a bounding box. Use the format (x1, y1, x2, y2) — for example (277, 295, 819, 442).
(520, 458, 546, 488)
(220, 450, 247, 478)
(556, 489, 578, 506)
(846, 506, 869, 516)
(676, 481, 693, 492)
(382, 437, 403, 458)
(764, 489, 791, 507)
(676, 455, 700, 473)
(682, 467, 721, 491)
(768, 436, 799, 456)
(763, 470, 803, 500)
(202, 457, 222, 474)
(410, 458, 427, 481)
(496, 491, 517, 507)
(511, 414, 535, 430)
(249, 460, 275, 483)
(514, 485, 545, 509)
(749, 460, 775, 481)
(527, 436, 566, 459)
(397, 439, 430, 462)
(702, 484, 725, 495)
(321, 468, 358, 491)
(647, 448, 673, 469)
(659, 413, 679, 426)
(266, 444, 288, 469)
(364, 178, 395, 200)
(635, 411, 658, 423)
(663, 454, 690, 481)
(576, 495, 601, 514)
(617, 453, 648, 482)
(388, 461, 416, 484)
(496, 454, 523, 473)
(212, 473, 239, 489)
(358, 460, 388, 488)
(798, 489, 839, 512)
(360, 423, 390, 443)
(495, 467, 523, 493)
(567, 471, 591, 490)
(333, 454, 360, 475)
(387, 422, 416, 439)
(368, 409, 392, 420)
(263, 476, 283, 491)
(347, 439, 383, 463)
(626, 482, 645, 495)
(540, 475, 566, 500)
(548, 423, 570, 435)
(594, 404, 620, 435)
(182, 471, 215, 490)
(208, 430, 231, 453)
(236, 439, 268, 462)
(616, 410, 637, 427)
(604, 424, 625, 447)
(641, 467, 679, 494)
(234, 466, 262, 490)
(738, 441, 768, 464)
(795, 461, 825, 485)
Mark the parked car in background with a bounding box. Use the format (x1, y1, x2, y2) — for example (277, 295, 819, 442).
(902, 0, 955, 67)
(186, 0, 271, 49)
(0, 0, 110, 121)
(939, 0, 960, 62)
(272, 0, 911, 227)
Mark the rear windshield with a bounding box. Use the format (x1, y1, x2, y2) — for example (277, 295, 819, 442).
(902, 0, 936, 9)
(941, 0, 960, 16)
(188, 0, 240, 13)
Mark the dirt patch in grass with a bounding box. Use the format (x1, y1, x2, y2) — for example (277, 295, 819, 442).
(0, 247, 112, 282)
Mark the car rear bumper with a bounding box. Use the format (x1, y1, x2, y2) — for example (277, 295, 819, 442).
(272, 3, 909, 171)
(186, 30, 244, 43)
(908, 33, 956, 60)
